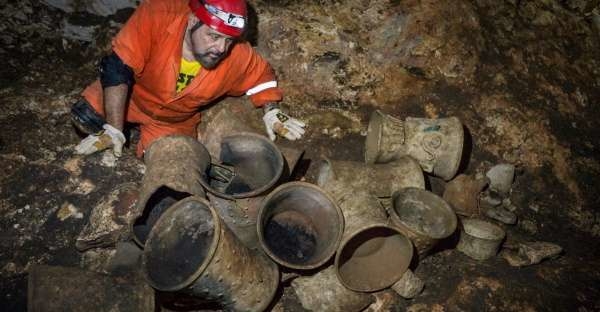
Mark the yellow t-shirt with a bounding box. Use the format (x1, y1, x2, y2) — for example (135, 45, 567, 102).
(176, 58, 201, 93)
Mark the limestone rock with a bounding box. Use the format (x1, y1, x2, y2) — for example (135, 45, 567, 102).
(501, 241, 563, 267)
(391, 269, 425, 299)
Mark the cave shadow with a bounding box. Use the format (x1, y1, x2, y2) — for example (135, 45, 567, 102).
(243, 3, 259, 46)
(458, 124, 474, 174)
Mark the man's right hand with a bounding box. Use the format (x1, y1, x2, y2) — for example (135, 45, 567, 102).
(263, 108, 306, 141)
(75, 124, 126, 157)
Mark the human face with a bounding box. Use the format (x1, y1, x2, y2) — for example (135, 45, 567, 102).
(189, 24, 235, 69)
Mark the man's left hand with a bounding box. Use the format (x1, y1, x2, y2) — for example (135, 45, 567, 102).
(263, 108, 306, 141)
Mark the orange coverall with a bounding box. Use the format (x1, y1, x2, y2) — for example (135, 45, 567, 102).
(82, 0, 283, 157)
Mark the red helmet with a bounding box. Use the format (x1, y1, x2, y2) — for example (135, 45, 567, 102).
(189, 0, 247, 37)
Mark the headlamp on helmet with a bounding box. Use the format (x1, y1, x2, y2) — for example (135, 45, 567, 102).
(189, 0, 247, 37)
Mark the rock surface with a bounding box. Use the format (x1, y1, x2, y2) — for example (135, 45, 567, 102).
(1, 0, 600, 311)
(501, 241, 563, 267)
(391, 269, 425, 299)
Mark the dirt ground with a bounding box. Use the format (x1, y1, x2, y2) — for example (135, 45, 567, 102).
(1, 0, 600, 311)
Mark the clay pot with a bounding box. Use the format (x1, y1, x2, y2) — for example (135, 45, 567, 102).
(199, 132, 284, 199)
(365, 110, 464, 180)
(456, 218, 505, 260)
(143, 196, 279, 311)
(200, 107, 305, 250)
(132, 135, 211, 246)
(332, 189, 414, 292)
(257, 182, 344, 270)
(390, 187, 458, 257)
(316, 157, 425, 198)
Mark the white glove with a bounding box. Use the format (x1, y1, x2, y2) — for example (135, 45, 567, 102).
(262, 108, 306, 141)
(74, 124, 126, 157)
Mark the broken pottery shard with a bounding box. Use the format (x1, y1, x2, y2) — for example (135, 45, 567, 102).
(485, 164, 515, 195)
(482, 204, 517, 225)
(443, 174, 489, 217)
(501, 241, 563, 267)
(391, 269, 425, 299)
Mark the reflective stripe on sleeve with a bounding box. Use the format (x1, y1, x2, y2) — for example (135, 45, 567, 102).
(246, 81, 277, 95)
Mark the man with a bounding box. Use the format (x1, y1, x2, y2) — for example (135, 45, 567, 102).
(72, 0, 305, 158)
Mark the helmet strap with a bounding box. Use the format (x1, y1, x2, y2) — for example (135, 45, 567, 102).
(190, 20, 203, 34)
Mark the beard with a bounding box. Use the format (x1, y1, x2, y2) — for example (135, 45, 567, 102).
(194, 51, 225, 69)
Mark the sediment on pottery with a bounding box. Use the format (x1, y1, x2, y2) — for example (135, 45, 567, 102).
(257, 182, 344, 270)
(390, 187, 458, 257)
(332, 189, 413, 292)
(132, 135, 211, 246)
(365, 110, 464, 181)
(456, 218, 506, 260)
(316, 157, 425, 198)
(143, 196, 279, 312)
(207, 193, 263, 250)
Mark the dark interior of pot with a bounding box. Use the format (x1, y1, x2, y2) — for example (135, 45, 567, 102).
(143, 198, 216, 291)
(132, 186, 190, 246)
(202, 134, 284, 198)
(259, 184, 343, 269)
